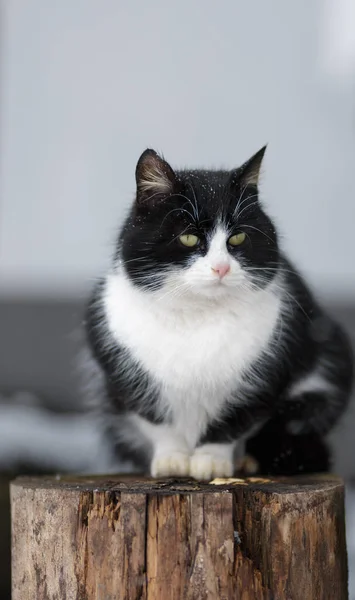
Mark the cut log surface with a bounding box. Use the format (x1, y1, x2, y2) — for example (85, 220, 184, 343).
(11, 474, 348, 600)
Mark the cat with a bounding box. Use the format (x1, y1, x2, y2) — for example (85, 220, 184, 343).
(84, 147, 353, 480)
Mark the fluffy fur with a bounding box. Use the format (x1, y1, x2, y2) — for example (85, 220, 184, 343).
(84, 148, 353, 479)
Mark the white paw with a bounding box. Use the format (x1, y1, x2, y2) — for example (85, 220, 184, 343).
(189, 453, 234, 481)
(151, 451, 190, 478)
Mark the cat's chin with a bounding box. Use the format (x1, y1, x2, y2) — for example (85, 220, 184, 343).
(186, 281, 239, 301)
(195, 285, 231, 299)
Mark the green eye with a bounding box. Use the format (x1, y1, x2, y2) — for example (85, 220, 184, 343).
(228, 232, 246, 246)
(179, 234, 200, 247)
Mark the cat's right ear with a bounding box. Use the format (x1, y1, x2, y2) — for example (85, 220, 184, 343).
(135, 149, 176, 204)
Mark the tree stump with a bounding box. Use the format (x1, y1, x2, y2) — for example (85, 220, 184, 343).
(11, 474, 348, 600)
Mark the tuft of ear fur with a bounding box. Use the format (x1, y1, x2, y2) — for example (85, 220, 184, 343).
(239, 145, 267, 187)
(135, 149, 176, 201)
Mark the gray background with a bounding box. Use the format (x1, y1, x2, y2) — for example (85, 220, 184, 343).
(0, 2, 354, 597)
(1, 0, 354, 300)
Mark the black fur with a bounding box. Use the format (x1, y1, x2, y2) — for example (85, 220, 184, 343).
(85, 148, 353, 476)
(246, 417, 331, 475)
(120, 151, 278, 291)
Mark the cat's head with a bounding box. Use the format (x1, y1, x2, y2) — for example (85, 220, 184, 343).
(119, 148, 279, 301)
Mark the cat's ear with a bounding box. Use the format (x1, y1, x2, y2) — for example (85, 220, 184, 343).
(229, 146, 267, 193)
(238, 145, 267, 187)
(135, 149, 176, 203)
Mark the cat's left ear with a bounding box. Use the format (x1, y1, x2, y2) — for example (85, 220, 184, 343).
(234, 145, 267, 188)
(135, 149, 176, 204)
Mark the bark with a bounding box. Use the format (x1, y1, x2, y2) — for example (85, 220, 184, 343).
(11, 474, 348, 600)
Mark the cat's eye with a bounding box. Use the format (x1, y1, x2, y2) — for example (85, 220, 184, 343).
(228, 232, 246, 246)
(179, 234, 200, 248)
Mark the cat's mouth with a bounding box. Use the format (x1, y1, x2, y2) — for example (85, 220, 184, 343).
(193, 277, 235, 298)
(204, 273, 235, 288)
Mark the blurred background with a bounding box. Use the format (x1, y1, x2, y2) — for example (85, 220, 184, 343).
(0, 0, 354, 597)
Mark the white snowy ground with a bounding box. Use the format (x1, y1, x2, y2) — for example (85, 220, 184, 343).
(0, 398, 354, 596)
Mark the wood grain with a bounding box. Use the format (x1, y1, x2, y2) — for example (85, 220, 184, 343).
(11, 474, 348, 600)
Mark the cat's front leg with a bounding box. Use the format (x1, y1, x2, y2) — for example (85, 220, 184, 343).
(189, 407, 267, 480)
(125, 414, 191, 477)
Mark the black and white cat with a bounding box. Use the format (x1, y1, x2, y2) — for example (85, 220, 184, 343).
(85, 147, 353, 480)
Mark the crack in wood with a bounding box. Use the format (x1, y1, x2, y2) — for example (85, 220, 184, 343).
(10, 475, 348, 600)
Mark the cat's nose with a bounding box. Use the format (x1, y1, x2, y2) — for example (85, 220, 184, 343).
(211, 263, 230, 279)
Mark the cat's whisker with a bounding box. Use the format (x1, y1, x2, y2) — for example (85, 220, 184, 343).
(123, 256, 151, 265)
(234, 190, 258, 217)
(247, 274, 312, 322)
(173, 189, 199, 223)
(197, 217, 212, 227)
(281, 290, 312, 322)
(167, 224, 193, 246)
(240, 224, 275, 243)
(140, 190, 167, 205)
(159, 206, 195, 228)
(235, 199, 259, 220)
(154, 281, 191, 303)
(245, 266, 301, 277)
(233, 183, 248, 216)
(186, 182, 200, 221)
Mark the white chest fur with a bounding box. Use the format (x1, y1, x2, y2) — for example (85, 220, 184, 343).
(104, 271, 282, 448)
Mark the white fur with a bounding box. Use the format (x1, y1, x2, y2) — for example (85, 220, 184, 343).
(206, 228, 232, 271)
(190, 442, 235, 480)
(139, 164, 172, 194)
(125, 414, 190, 476)
(286, 365, 337, 435)
(288, 370, 335, 398)
(105, 227, 283, 476)
(180, 226, 245, 297)
(123, 413, 237, 479)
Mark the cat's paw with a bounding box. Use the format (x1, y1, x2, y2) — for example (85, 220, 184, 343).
(235, 454, 259, 475)
(151, 451, 190, 478)
(190, 451, 234, 481)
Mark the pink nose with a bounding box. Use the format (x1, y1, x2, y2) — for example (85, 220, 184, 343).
(211, 263, 230, 279)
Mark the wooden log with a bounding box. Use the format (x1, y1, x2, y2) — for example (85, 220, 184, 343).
(11, 474, 348, 600)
